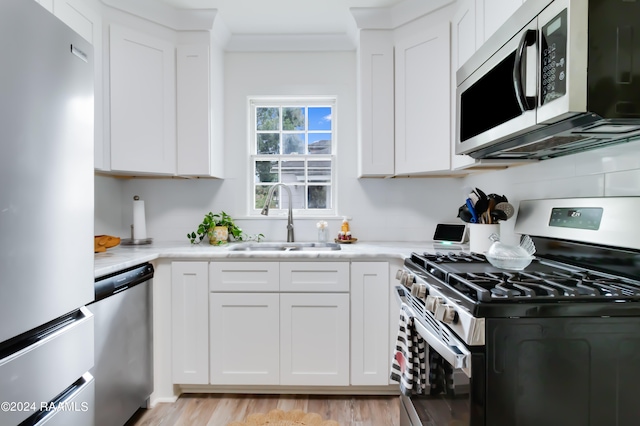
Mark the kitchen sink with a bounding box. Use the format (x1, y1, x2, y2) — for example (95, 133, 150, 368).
(228, 242, 341, 251)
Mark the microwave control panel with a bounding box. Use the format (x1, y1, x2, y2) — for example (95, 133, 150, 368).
(541, 9, 567, 105)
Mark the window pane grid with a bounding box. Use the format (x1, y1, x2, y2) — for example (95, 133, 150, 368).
(252, 100, 335, 214)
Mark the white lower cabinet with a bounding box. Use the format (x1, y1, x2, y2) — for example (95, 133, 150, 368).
(350, 262, 390, 386)
(171, 261, 209, 384)
(208, 261, 350, 386)
(209, 293, 280, 385)
(280, 293, 350, 386)
(280, 262, 350, 292)
(174, 260, 391, 389)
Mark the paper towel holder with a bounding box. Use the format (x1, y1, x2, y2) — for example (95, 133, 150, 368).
(121, 195, 153, 246)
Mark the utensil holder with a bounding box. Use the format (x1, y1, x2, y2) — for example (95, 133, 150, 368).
(469, 224, 500, 254)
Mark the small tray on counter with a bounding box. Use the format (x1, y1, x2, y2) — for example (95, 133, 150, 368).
(335, 238, 358, 244)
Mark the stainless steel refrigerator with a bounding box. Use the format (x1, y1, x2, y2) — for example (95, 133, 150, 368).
(0, 0, 95, 425)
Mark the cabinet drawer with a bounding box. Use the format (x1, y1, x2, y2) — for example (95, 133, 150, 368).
(280, 262, 349, 292)
(210, 262, 279, 292)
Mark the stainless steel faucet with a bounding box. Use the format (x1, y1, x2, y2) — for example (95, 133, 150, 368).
(261, 183, 294, 242)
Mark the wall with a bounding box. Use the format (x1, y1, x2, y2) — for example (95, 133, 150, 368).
(95, 174, 125, 236)
(94, 50, 466, 243)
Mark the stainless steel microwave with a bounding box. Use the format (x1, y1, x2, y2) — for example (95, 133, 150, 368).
(456, 0, 640, 160)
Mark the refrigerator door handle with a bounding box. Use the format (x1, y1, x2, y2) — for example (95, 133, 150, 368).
(0, 307, 93, 364)
(21, 372, 95, 426)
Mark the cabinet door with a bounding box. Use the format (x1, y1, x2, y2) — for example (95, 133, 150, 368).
(357, 30, 395, 177)
(388, 260, 404, 385)
(280, 262, 349, 292)
(171, 262, 209, 384)
(109, 24, 176, 174)
(177, 44, 213, 177)
(350, 262, 390, 386)
(53, 0, 98, 44)
(478, 0, 525, 43)
(209, 293, 280, 385)
(451, 0, 483, 171)
(453, 0, 479, 71)
(395, 22, 451, 175)
(210, 262, 279, 292)
(280, 293, 350, 386)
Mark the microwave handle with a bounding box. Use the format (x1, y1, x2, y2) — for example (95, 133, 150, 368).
(513, 29, 537, 111)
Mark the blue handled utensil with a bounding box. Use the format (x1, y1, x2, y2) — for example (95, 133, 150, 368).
(466, 198, 478, 223)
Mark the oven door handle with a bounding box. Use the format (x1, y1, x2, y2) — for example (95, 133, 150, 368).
(395, 286, 472, 377)
(413, 320, 471, 376)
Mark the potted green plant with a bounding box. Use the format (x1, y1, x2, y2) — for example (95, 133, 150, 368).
(188, 211, 243, 245)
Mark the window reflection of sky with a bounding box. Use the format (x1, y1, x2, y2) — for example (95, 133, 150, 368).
(308, 107, 332, 130)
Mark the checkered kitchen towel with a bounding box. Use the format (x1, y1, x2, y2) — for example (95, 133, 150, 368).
(390, 303, 427, 396)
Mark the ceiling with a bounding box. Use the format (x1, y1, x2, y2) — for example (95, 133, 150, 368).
(156, 0, 405, 35)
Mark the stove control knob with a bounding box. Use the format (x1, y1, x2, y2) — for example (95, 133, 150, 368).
(406, 273, 415, 286)
(395, 269, 404, 280)
(425, 295, 443, 313)
(434, 304, 456, 324)
(399, 272, 408, 286)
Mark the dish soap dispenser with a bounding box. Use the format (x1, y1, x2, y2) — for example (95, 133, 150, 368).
(340, 217, 351, 241)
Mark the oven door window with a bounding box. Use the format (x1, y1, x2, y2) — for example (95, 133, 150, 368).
(402, 364, 472, 426)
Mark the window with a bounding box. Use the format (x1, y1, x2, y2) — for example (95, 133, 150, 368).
(250, 98, 336, 216)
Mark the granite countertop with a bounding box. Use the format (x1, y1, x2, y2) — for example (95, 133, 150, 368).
(94, 240, 468, 278)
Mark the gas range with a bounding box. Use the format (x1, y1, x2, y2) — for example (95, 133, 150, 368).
(395, 197, 640, 426)
(405, 250, 640, 310)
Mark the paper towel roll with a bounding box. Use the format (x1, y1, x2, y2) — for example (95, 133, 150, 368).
(133, 197, 147, 240)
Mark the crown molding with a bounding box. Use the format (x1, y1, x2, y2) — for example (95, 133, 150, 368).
(99, 0, 456, 51)
(100, 0, 216, 31)
(351, 0, 455, 30)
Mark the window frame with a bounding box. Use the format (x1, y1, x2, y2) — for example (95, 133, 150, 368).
(249, 96, 337, 217)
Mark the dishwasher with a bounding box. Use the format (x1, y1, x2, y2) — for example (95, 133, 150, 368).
(88, 263, 154, 426)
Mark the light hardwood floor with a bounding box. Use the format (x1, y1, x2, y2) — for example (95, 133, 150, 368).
(126, 394, 401, 426)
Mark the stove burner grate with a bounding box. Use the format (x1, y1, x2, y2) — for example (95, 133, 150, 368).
(448, 270, 640, 301)
(422, 252, 487, 263)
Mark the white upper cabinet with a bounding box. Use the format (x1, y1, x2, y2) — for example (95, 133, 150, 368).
(53, 0, 99, 44)
(477, 0, 527, 43)
(177, 44, 211, 176)
(176, 41, 224, 178)
(394, 21, 451, 175)
(354, 1, 530, 176)
(109, 25, 176, 175)
(452, 0, 479, 71)
(101, 2, 222, 177)
(451, 0, 482, 170)
(357, 30, 395, 178)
